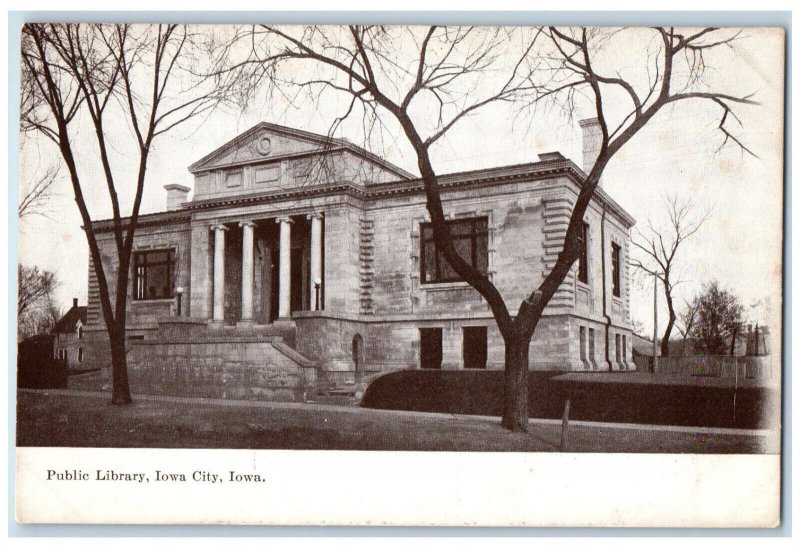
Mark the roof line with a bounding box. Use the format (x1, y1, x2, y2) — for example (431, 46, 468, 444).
(91, 159, 636, 229)
(187, 121, 414, 180)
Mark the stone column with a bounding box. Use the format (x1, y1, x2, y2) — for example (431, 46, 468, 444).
(276, 216, 293, 319)
(239, 221, 256, 325)
(307, 212, 323, 309)
(210, 224, 229, 325)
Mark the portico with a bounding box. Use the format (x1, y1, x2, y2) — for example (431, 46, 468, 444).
(207, 212, 324, 326)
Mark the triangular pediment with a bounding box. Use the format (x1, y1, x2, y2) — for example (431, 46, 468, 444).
(188, 123, 337, 173)
(188, 122, 413, 183)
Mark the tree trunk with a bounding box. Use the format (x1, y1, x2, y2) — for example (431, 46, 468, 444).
(501, 336, 529, 432)
(660, 280, 676, 357)
(660, 313, 676, 357)
(109, 324, 132, 405)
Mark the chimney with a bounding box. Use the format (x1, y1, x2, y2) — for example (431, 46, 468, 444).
(73, 298, 78, 308)
(537, 151, 565, 162)
(579, 117, 602, 179)
(164, 184, 191, 211)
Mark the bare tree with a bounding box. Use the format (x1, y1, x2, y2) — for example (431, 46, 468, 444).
(18, 264, 58, 319)
(209, 25, 756, 431)
(675, 294, 701, 355)
(19, 34, 61, 221)
(18, 264, 61, 341)
(18, 294, 63, 341)
(21, 24, 220, 404)
(630, 319, 647, 337)
(630, 194, 709, 356)
(19, 161, 61, 219)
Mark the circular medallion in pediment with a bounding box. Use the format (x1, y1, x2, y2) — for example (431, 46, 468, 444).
(256, 135, 273, 156)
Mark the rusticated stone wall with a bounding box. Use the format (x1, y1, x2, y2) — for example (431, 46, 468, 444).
(295, 312, 595, 373)
(125, 337, 316, 402)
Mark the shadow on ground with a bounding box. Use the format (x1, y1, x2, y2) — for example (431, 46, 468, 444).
(16, 390, 776, 453)
(361, 370, 778, 429)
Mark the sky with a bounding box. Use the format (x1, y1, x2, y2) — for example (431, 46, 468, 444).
(16, 25, 785, 343)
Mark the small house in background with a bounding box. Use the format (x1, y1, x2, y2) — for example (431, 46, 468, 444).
(53, 298, 87, 370)
(632, 333, 660, 371)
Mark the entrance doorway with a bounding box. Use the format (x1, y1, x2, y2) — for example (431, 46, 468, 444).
(256, 235, 279, 323)
(352, 334, 364, 374)
(265, 244, 279, 322)
(419, 328, 443, 369)
(290, 245, 309, 313)
(462, 326, 487, 369)
(255, 216, 312, 322)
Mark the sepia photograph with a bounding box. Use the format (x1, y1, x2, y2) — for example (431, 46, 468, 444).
(13, 17, 785, 527)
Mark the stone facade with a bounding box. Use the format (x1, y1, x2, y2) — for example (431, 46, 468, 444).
(84, 121, 636, 398)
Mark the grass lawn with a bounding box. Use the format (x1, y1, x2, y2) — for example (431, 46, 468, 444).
(362, 370, 777, 429)
(16, 389, 777, 453)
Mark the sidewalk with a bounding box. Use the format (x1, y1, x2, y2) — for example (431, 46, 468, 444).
(16, 389, 779, 453)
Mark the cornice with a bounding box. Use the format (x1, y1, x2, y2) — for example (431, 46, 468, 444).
(90, 159, 636, 230)
(88, 212, 191, 234)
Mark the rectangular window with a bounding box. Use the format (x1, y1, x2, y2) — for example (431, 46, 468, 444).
(133, 249, 176, 300)
(77, 347, 83, 363)
(622, 335, 627, 365)
(420, 328, 443, 369)
(615, 333, 621, 364)
(577, 221, 589, 284)
(588, 328, 596, 367)
(420, 217, 488, 284)
(579, 326, 587, 365)
(462, 326, 488, 369)
(611, 242, 621, 297)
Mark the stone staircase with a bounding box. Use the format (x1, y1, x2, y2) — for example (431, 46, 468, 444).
(154, 317, 297, 348)
(306, 370, 387, 406)
(306, 377, 359, 406)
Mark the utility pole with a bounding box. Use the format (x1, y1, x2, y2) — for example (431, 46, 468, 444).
(652, 273, 658, 373)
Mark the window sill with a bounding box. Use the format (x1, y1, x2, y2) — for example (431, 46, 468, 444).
(576, 281, 591, 291)
(419, 281, 474, 292)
